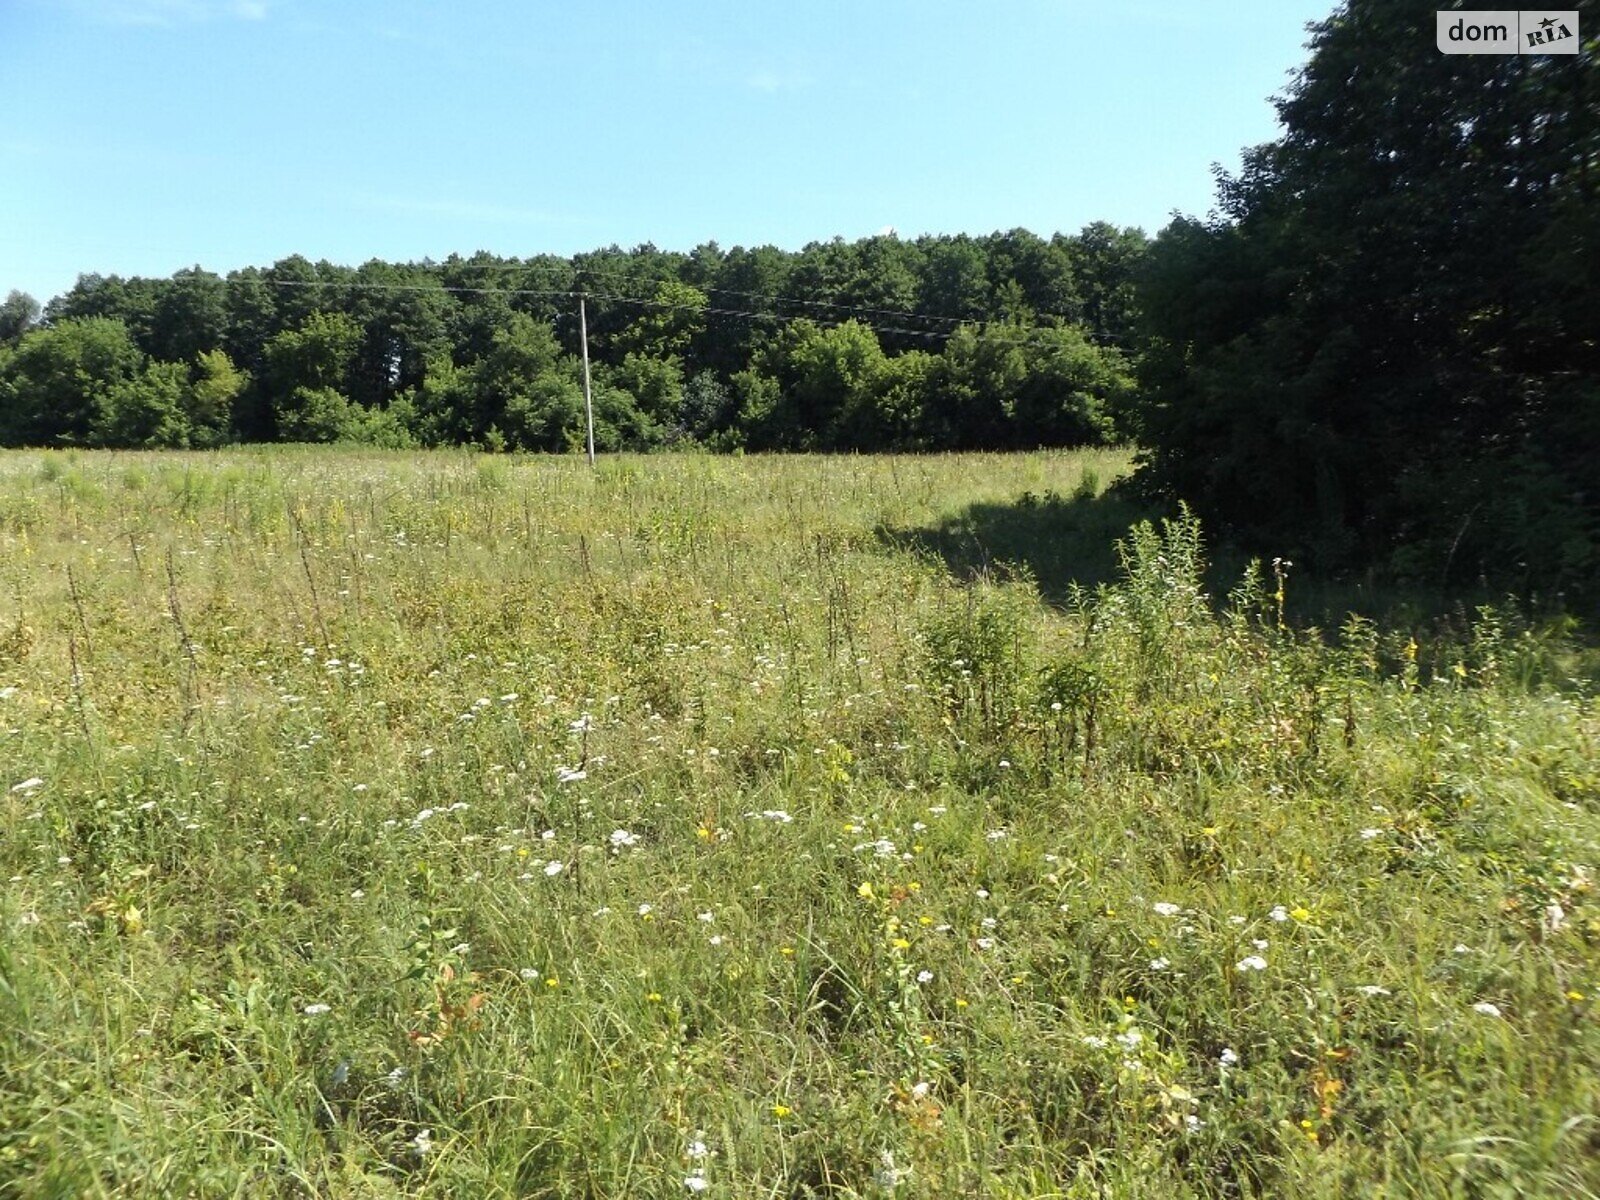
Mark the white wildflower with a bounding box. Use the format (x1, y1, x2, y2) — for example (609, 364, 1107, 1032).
(1473, 1002, 1503, 1018)
(1152, 901, 1181, 917)
(1235, 955, 1268, 972)
(874, 1151, 902, 1188)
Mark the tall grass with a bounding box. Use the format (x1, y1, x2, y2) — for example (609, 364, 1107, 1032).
(0, 448, 1596, 1198)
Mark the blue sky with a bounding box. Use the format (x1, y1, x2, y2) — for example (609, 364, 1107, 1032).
(2, 0, 1334, 305)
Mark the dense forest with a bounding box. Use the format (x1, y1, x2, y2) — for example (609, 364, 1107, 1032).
(0, 224, 1147, 456)
(1, 0, 1595, 596)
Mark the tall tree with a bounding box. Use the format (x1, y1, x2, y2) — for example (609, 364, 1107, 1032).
(917, 235, 991, 321)
(0, 291, 40, 343)
(1062, 223, 1147, 347)
(148, 267, 228, 364)
(1135, 0, 1599, 592)
(982, 229, 1080, 324)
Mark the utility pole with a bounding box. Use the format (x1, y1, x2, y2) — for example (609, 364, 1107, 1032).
(578, 293, 595, 466)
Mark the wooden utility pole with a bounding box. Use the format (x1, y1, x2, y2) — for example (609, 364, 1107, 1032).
(578, 293, 595, 466)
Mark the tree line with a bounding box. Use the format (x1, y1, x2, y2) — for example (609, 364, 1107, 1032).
(1, 0, 1594, 597)
(0, 225, 1146, 455)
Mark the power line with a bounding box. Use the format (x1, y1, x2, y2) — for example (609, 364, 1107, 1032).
(422, 258, 1050, 330)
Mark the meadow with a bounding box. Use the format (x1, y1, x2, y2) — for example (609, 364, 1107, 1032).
(1, 447, 1596, 1198)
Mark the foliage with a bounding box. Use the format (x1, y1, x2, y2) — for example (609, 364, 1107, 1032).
(0, 291, 40, 344)
(13, 224, 1149, 454)
(0, 317, 143, 445)
(1135, 0, 1600, 596)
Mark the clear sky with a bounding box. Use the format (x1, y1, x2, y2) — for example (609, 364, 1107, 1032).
(2, 0, 1335, 306)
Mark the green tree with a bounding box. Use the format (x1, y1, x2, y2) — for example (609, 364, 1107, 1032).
(0, 291, 40, 344)
(863, 348, 937, 448)
(982, 229, 1080, 324)
(706, 245, 792, 375)
(1064, 223, 1148, 346)
(346, 261, 453, 408)
(1011, 325, 1128, 446)
(917, 235, 991, 321)
(417, 311, 596, 451)
(611, 280, 707, 361)
(923, 324, 1027, 449)
(609, 352, 680, 432)
(264, 311, 361, 437)
(44, 274, 161, 351)
(0, 317, 143, 446)
(729, 368, 782, 449)
(765, 319, 888, 449)
(149, 267, 228, 364)
(187, 349, 248, 446)
(92, 360, 192, 448)
(1136, 0, 1599, 592)
(676, 371, 735, 444)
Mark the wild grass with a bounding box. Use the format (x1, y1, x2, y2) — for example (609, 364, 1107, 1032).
(0, 446, 1596, 1198)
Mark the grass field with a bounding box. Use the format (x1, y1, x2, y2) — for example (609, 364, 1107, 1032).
(1, 447, 1597, 1198)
